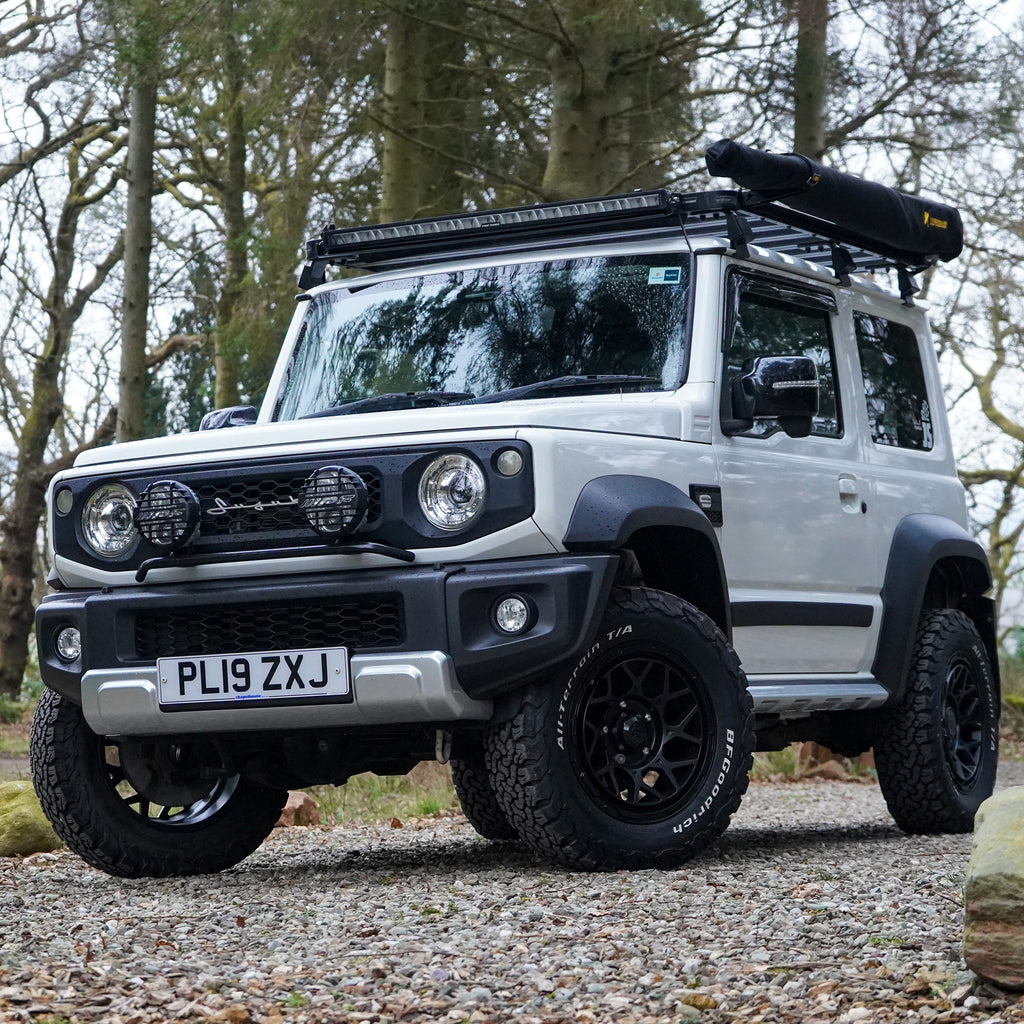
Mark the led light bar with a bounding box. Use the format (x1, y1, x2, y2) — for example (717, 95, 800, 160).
(316, 191, 670, 253)
(299, 190, 678, 287)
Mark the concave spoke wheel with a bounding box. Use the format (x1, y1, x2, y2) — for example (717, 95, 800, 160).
(31, 688, 287, 877)
(941, 655, 984, 788)
(875, 608, 998, 834)
(104, 737, 239, 828)
(485, 587, 753, 870)
(575, 654, 710, 820)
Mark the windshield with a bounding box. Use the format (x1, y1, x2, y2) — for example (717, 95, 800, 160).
(272, 253, 690, 420)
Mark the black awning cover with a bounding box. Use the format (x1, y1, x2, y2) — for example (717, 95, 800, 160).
(705, 139, 963, 264)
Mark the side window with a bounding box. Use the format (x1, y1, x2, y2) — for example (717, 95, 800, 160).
(724, 278, 842, 438)
(853, 312, 933, 451)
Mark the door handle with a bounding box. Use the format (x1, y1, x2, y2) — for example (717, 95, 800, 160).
(838, 475, 866, 514)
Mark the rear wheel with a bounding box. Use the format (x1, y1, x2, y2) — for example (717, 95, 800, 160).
(486, 587, 752, 870)
(31, 688, 287, 877)
(875, 609, 999, 833)
(451, 746, 518, 841)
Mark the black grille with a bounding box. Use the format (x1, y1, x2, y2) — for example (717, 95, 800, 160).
(195, 470, 382, 539)
(135, 595, 403, 659)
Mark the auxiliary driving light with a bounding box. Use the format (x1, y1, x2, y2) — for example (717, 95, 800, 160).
(134, 481, 201, 551)
(493, 594, 533, 635)
(298, 466, 368, 537)
(55, 626, 81, 662)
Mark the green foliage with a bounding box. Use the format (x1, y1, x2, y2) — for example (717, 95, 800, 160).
(307, 763, 456, 825)
(0, 697, 26, 726)
(750, 746, 801, 780)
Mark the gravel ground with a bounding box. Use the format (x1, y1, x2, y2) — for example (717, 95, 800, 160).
(1, 762, 1023, 1024)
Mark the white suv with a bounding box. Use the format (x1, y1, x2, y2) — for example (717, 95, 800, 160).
(31, 141, 999, 877)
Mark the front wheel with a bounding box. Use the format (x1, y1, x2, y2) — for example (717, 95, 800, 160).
(485, 588, 753, 870)
(874, 609, 999, 834)
(31, 688, 287, 877)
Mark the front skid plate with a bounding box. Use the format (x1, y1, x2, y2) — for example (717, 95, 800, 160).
(81, 651, 492, 735)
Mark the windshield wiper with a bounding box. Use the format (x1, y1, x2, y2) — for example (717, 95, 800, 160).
(302, 390, 475, 418)
(465, 375, 662, 405)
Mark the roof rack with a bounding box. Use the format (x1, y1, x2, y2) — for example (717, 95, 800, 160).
(298, 185, 945, 292)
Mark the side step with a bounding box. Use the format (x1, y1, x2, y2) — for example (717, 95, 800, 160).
(747, 675, 889, 716)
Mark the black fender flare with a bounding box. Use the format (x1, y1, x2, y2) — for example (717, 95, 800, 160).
(872, 514, 997, 699)
(561, 475, 730, 634)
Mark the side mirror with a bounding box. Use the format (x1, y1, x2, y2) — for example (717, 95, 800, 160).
(199, 405, 258, 431)
(723, 356, 819, 438)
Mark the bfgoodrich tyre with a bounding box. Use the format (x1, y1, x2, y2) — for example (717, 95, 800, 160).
(451, 744, 518, 841)
(875, 609, 999, 834)
(30, 688, 288, 877)
(485, 587, 753, 870)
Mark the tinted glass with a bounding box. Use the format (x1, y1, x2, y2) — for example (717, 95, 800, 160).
(725, 286, 841, 438)
(273, 255, 690, 420)
(854, 312, 933, 450)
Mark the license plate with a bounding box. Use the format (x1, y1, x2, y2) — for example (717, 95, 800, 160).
(158, 646, 351, 707)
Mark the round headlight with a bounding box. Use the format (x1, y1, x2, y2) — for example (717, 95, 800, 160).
(82, 483, 137, 557)
(134, 481, 201, 551)
(418, 454, 486, 532)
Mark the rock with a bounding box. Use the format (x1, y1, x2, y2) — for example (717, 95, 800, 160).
(273, 791, 321, 828)
(963, 787, 1024, 990)
(805, 759, 850, 781)
(0, 781, 59, 856)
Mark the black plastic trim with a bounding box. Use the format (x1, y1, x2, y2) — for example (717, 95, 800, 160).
(36, 554, 618, 708)
(732, 601, 872, 628)
(563, 476, 722, 553)
(561, 475, 730, 633)
(872, 514, 996, 699)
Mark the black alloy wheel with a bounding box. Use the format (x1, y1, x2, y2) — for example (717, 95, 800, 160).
(875, 608, 999, 834)
(568, 650, 714, 822)
(31, 688, 287, 877)
(486, 587, 753, 870)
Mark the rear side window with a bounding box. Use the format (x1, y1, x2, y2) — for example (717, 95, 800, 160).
(854, 313, 933, 451)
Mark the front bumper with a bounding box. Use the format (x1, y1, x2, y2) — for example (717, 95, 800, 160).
(37, 554, 617, 735)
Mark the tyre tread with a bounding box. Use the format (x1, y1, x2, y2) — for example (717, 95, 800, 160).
(31, 689, 287, 877)
(874, 609, 997, 834)
(486, 587, 752, 870)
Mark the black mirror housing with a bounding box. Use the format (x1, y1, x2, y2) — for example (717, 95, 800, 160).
(199, 405, 258, 431)
(725, 356, 819, 438)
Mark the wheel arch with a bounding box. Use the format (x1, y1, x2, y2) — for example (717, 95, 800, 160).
(872, 514, 998, 700)
(561, 475, 730, 636)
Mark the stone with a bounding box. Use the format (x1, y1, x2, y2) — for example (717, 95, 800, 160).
(805, 759, 850, 782)
(963, 787, 1024, 990)
(0, 781, 59, 857)
(273, 791, 321, 828)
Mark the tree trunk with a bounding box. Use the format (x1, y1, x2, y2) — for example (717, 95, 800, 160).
(213, 17, 249, 410)
(379, 0, 428, 222)
(117, 75, 156, 442)
(541, 3, 613, 200)
(792, 0, 829, 160)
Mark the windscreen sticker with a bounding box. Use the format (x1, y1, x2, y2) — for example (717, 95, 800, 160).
(648, 267, 683, 285)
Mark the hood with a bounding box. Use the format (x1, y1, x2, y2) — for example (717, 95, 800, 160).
(71, 395, 685, 470)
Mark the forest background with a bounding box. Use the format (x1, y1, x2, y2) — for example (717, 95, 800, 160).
(1, 0, 1023, 700)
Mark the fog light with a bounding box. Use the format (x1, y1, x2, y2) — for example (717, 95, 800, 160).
(299, 466, 368, 537)
(55, 626, 81, 662)
(494, 595, 532, 635)
(134, 481, 200, 550)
